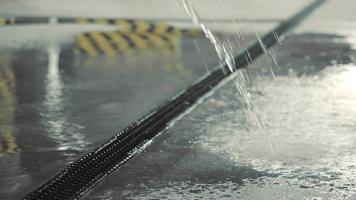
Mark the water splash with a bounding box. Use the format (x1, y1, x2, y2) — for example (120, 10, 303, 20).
(181, 0, 275, 156)
(195, 64, 356, 199)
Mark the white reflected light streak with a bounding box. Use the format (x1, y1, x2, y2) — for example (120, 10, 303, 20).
(44, 47, 90, 153)
(46, 47, 61, 110)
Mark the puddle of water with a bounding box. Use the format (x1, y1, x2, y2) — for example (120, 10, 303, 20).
(195, 64, 356, 198)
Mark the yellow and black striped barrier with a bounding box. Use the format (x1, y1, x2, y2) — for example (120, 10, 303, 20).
(75, 29, 180, 56)
(73, 19, 203, 56)
(74, 18, 203, 37)
(70, 29, 189, 73)
(1, 16, 203, 56)
(0, 58, 18, 158)
(0, 16, 203, 37)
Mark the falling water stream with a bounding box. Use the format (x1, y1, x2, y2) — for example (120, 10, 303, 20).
(180, 0, 276, 156)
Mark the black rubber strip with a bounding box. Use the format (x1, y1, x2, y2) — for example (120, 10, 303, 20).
(1, 16, 283, 25)
(22, 1, 326, 199)
(13, 17, 49, 24)
(58, 17, 284, 24)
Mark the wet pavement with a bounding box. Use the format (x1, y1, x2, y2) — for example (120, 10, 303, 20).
(85, 1, 356, 200)
(0, 30, 241, 199)
(83, 31, 356, 200)
(1, 0, 356, 199)
(0, 16, 261, 199)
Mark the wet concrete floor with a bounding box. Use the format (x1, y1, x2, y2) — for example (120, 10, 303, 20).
(83, 32, 356, 200)
(84, 1, 356, 199)
(1, 0, 356, 199)
(0, 23, 257, 199)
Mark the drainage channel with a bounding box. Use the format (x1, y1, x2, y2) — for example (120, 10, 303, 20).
(23, 0, 326, 199)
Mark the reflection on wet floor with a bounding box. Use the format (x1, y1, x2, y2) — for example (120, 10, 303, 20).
(73, 19, 203, 57)
(0, 55, 17, 158)
(44, 47, 90, 153)
(84, 33, 356, 200)
(0, 20, 230, 198)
